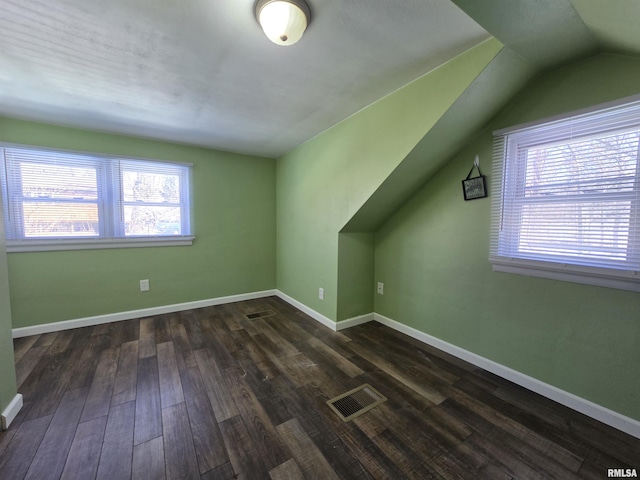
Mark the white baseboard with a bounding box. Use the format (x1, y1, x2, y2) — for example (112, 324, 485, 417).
(275, 291, 337, 331)
(373, 312, 640, 440)
(12, 290, 277, 338)
(274, 291, 374, 331)
(335, 312, 374, 330)
(1, 393, 23, 430)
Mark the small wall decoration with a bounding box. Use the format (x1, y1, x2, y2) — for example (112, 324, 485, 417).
(462, 155, 487, 201)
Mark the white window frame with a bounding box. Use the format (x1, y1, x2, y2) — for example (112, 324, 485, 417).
(490, 96, 640, 292)
(1, 144, 194, 252)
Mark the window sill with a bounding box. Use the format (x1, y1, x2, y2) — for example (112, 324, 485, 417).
(6, 236, 195, 253)
(490, 256, 640, 293)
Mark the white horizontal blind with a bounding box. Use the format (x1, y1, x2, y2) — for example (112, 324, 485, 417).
(3, 149, 103, 239)
(491, 99, 640, 290)
(1, 146, 193, 246)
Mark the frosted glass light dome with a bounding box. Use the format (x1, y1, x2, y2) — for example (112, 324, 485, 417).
(256, 0, 310, 46)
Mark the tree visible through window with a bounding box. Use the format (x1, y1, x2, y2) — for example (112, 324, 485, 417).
(491, 98, 640, 291)
(1, 147, 193, 250)
(121, 164, 184, 236)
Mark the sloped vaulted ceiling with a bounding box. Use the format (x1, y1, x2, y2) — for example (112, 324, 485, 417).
(2, 0, 640, 231)
(0, 0, 489, 158)
(2, 0, 640, 162)
(343, 0, 640, 232)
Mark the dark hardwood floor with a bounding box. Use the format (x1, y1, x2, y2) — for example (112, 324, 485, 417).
(1, 296, 639, 479)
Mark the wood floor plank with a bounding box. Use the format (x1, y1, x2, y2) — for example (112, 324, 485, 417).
(180, 366, 229, 473)
(0, 429, 16, 459)
(170, 322, 197, 371)
(264, 312, 315, 348)
(298, 383, 408, 480)
(232, 331, 281, 384)
(91, 322, 112, 337)
(6, 299, 640, 479)
(13, 335, 39, 363)
(154, 314, 172, 344)
(24, 387, 89, 480)
(247, 347, 410, 479)
(269, 458, 305, 480)
(233, 357, 299, 427)
(223, 365, 290, 470)
(200, 461, 237, 480)
(134, 355, 163, 446)
(60, 416, 108, 480)
(218, 415, 268, 478)
(196, 332, 237, 371)
(347, 341, 447, 405)
(445, 398, 583, 479)
(0, 415, 52, 480)
(208, 320, 242, 357)
(14, 345, 50, 389)
(464, 431, 561, 480)
(48, 329, 76, 355)
(96, 401, 135, 480)
(307, 336, 364, 378)
(65, 333, 111, 391)
(358, 321, 477, 375)
(180, 310, 209, 351)
(80, 347, 120, 422)
(157, 341, 185, 408)
(67, 326, 94, 350)
(275, 418, 341, 480)
(194, 348, 240, 422)
(139, 317, 157, 359)
(249, 318, 299, 358)
(446, 383, 584, 472)
(112, 340, 139, 406)
(443, 441, 513, 480)
(120, 317, 140, 345)
(354, 326, 461, 386)
(133, 436, 166, 480)
(369, 428, 442, 479)
(31, 331, 59, 349)
(23, 348, 81, 421)
(268, 352, 322, 387)
(162, 402, 200, 480)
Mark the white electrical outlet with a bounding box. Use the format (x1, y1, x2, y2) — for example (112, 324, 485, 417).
(318, 287, 324, 300)
(377, 282, 384, 295)
(140, 279, 150, 292)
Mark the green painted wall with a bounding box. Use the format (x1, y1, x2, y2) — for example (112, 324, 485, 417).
(276, 39, 503, 321)
(1, 118, 276, 328)
(0, 192, 18, 420)
(375, 53, 640, 420)
(337, 232, 374, 321)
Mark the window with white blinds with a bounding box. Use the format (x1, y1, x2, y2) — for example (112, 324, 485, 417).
(491, 98, 640, 292)
(1, 146, 194, 252)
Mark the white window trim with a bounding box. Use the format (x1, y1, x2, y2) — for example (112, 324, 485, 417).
(1, 143, 194, 252)
(490, 257, 640, 292)
(6, 236, 195, 253)
(490, 94, 640, 292)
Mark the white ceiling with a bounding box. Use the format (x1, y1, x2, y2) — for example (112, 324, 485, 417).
(0, 0, 489, 158)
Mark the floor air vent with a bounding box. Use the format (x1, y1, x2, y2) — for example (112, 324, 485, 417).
(245, 310, 276, 319)
(327, 384, 387, 422)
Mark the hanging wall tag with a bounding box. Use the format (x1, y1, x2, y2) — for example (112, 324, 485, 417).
(462, 156, 487, 200)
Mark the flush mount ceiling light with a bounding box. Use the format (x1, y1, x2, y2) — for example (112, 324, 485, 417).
(255, 0, 311, 46)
